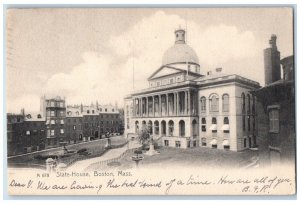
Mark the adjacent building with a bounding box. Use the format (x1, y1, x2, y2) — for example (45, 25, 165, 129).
(254, 35, 295, 166)
(7, 114, 25, 156)
(7, 97, 122, 156)
(41, 96, 66, 148)
(124, 28, 260, 151)
(7, 112, 46, 156)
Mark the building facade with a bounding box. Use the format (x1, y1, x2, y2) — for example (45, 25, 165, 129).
(7, 114, 25, 156)
(66, 106, 83, 144)
(7, 112, 46, 156)
(7, 97, 122, 156)
(42, 96, 67, 148)
(254, 35, 295, 166)
(124, 28, 260, 151)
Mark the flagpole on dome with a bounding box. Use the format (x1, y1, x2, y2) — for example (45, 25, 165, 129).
(185, 17, 189, 78)
(131, 39, 135, 91)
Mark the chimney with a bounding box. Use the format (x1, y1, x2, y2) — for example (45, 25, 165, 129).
(20, 108, 25, 116)
(264, 34, 281, 85)
(216, 67, 222, 73)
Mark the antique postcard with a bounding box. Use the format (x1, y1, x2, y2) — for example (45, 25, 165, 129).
(5, 7, 295, 196)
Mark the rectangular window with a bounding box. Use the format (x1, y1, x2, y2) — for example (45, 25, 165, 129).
(50, 129, 55, 136)
(60, 119, 64, 124)
(60, 111, 64, 117)
(50, 111, 55, 117)
(269, 109, 279, 133)
(51, 120, 55, 124)
(222, 95, 229, 112)
(244, 138, 247, 148)
(175, 141, 181, 148)
(60, 129, 64, 134)
(50, 101, 55, 107)
(73, 125, 76, 130)
(26, 130, 30, 135)
(60, 102, 64, 107)
(164, 140, 169, 147)
(201, 125, 206, 132)
(200, 98, 206, 112)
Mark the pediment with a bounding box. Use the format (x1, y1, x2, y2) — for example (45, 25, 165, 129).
(148, 66, 183, 80)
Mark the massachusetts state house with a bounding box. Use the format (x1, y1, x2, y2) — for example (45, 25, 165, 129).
(124, 28, 260, 151)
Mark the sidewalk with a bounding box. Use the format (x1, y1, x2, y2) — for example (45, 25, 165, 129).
(67, 140, 141, 172)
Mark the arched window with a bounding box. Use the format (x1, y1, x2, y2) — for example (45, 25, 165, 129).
(168, 120, 174, 136)
(179, 120, 185, 137)
(161, 120, 166, 135)
(241, 93, 246, 131)
(209, 94, 219, 112)
(247, 94, 251, 114)
(192, 119, 198, 137)
(37, 114, 42, 118)
(154, 121, 159, 135)
(252, 96, 256, 114)
(148, 121, 153, 135)
(142, 120, 146, 129)
(200, 97, 206, 112)
(222, 94, 229, 112)
(241, 93, 246, 114)
(135, 121, 139, 134)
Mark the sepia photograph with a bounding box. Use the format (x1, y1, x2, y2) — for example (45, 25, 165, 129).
(4, 6, 296, 196)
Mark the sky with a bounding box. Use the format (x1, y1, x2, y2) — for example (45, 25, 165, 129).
(6, 8, 294, 113)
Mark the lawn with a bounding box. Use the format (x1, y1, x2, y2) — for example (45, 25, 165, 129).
(96, 146, 258, 171)
(8, 136, 127, 168)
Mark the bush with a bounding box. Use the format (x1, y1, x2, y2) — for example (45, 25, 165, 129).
(77, 148, 87, 153)
(34, 155, 43, 160)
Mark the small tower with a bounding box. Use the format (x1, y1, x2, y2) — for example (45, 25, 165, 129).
(264, 34, 281, 85)
(174, 27, 186, 44)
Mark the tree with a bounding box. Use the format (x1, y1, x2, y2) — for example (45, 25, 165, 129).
(137, 125, 150, 145)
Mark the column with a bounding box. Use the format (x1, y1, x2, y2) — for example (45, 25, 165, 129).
(146, 97, 148, 117)
(159, 95, 162, 116)
(139, 98, 142, 117)
(133, 98, 135, 117)
(176, 92, 179, 115)
(172, 93, 175, 116)
(185, 91, 188, 115)
(187, 90, 190, 115)
(166, 93, 169, 116)
(152, 96, 154, 117)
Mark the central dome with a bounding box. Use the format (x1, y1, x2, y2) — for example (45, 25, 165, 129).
(162, 28, 199, 66)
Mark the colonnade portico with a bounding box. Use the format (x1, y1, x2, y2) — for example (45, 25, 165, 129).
(133, 117, 199, 144)
(132, 89, 198, 118)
